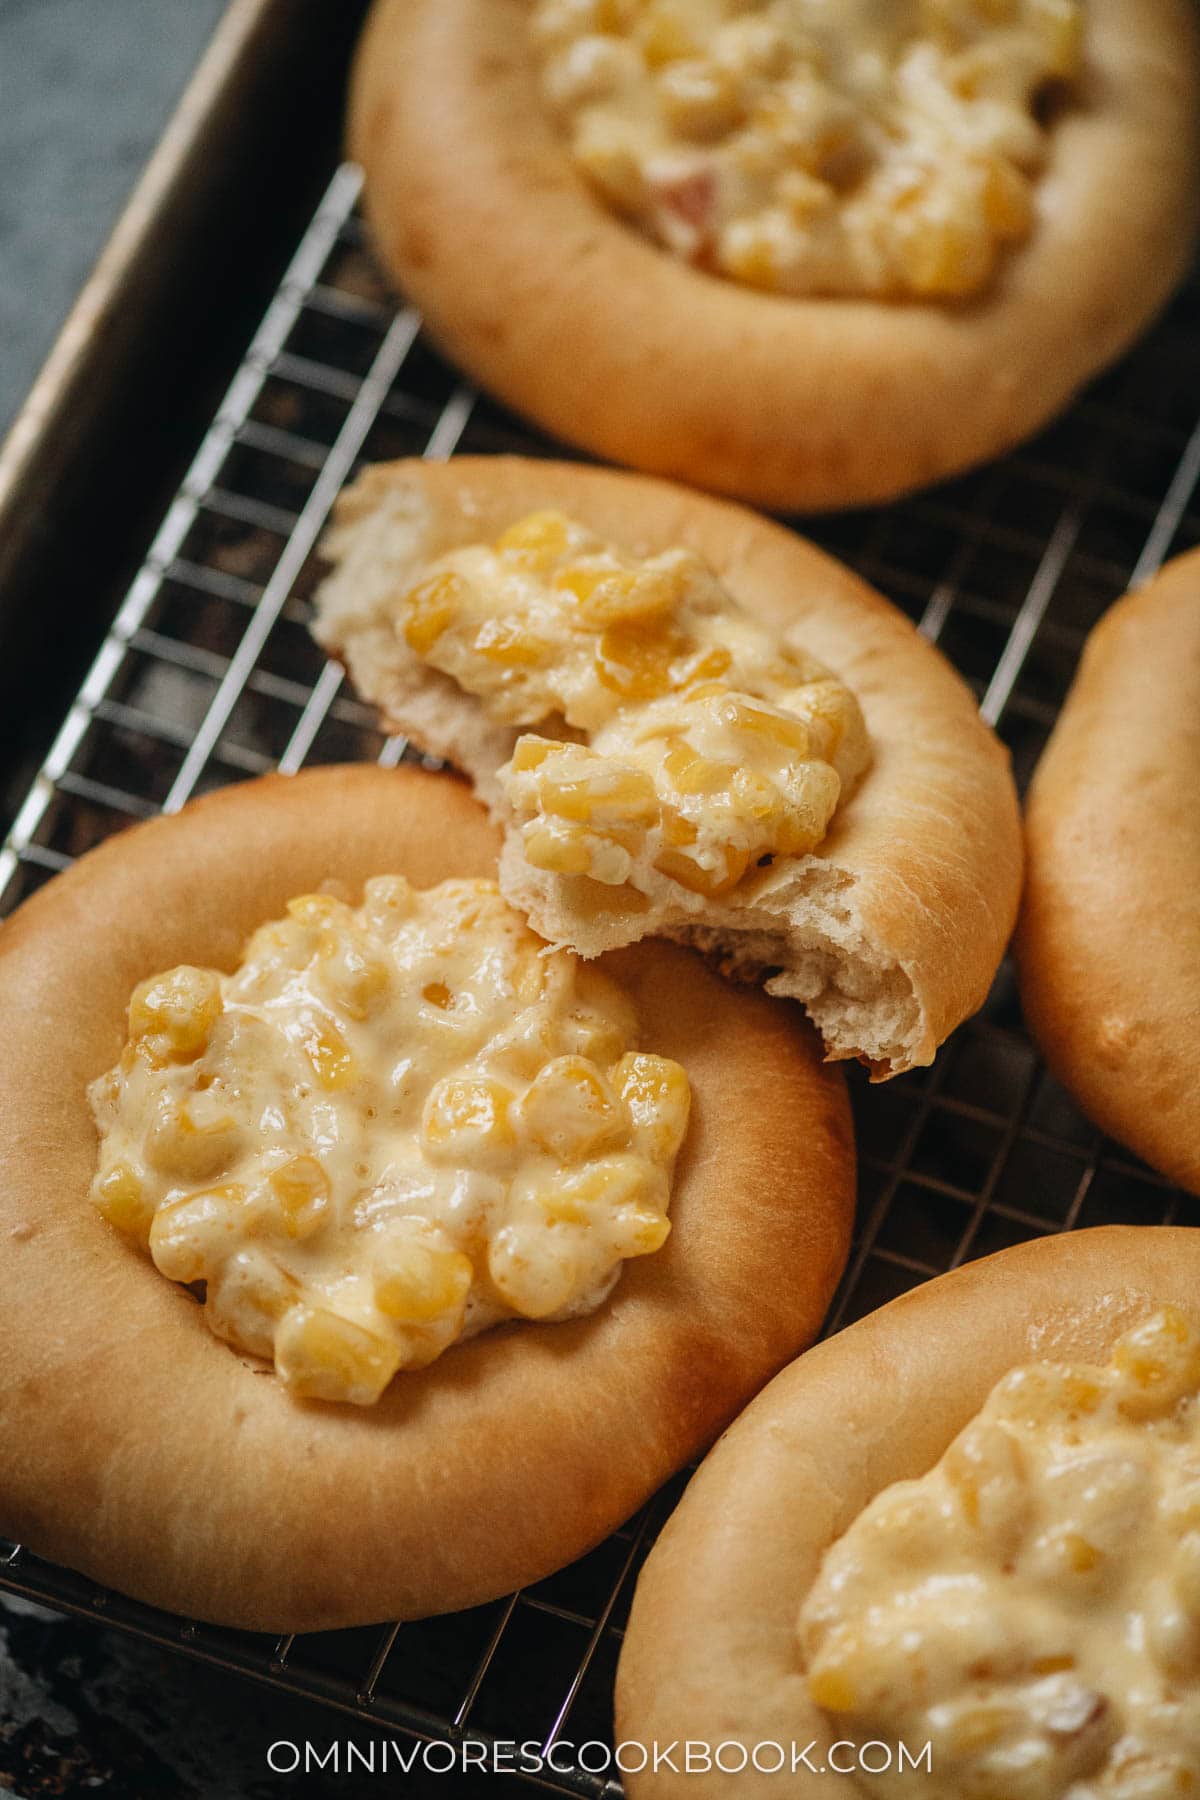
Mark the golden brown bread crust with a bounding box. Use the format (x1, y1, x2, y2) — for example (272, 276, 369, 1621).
(1017, 552, 1200, 1195)
(615, 1226, 1200, 1798)
(315, 456, 1024, 1076)
(0, 763, 854, 1631)
(348, 0, 1200, 512)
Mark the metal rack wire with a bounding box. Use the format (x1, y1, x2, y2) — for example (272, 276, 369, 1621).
(2, 161, 1198, 1796)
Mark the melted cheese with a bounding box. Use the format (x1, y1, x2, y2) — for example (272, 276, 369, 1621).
(532, 0, 1083, 299)
(89, 877, 689, 1404)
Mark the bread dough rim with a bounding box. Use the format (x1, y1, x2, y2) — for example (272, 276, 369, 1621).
(0, 763, 854, 1632)
(1016, 549, 1200, 1195)
(347, 0, 1200, 510)
(614, 1224, 1200, 1798)
(314, 455, 1024, 1076)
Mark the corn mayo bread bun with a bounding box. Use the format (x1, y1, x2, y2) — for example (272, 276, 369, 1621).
(313, 456, 1022, 1079)
(0, 764, 854, 1631)
(348, 0, 1200, 511)
(616, 1226, 1200, 1799)
(1017, 553, 1200, 1196)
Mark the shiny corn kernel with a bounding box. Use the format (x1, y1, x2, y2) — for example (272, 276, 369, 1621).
(681, 644, 732, 684)
(807, 1666, 858, 1714)
(555, 561, 681, 627)
(145, 1102, 241, 1180)
(659, 807, 699, 847)
(524, 821, 595, 875)
(616, 1208, 672, 1254)
(286, 892, 344, 927)
(375, 1241, 473, 1323)
(899, 214, 992, 299)
(362, 874, 414, 923)
(94, 1162, 151, 1239)
(662, 739, 734, 796)
(595, 620, 680, 699)
(423, 1076, 516, 1162)
(1115, 1308, 1200, 1418)
(299, 1014, 357, 1090)
(657, 58, 745, 140)
(472, 617, 547, 666)
(319, 936, 390, 1021)
(518, 1054, 623, 1161)
(495, 509, 573, 568)
(509, 734, 560, 773)
(654, 840, 751, 896)
(539, 764, 660, 825)
(149, 1183, 248, 1284)
(613, 1053, 691, 1160)
(128, 965, 222, 1061)
(403, 570, 466, 655)
(275, 1304, 401, 1406)
(268, 1155, 330, 1240)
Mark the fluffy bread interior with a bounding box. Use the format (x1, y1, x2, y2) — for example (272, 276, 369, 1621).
(314, 459, 1023, 1078)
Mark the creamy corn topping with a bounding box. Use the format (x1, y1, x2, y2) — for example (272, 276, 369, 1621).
(531, 0, 1082, 299)
(801, 1309, 1200, 1799)
(400, 508, 868, 912)
(89, 877, 689, 1405)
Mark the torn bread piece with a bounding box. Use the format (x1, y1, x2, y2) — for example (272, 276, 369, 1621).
(314, 458, 1022, 1077)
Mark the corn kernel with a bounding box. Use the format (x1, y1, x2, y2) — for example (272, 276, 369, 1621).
(375, 1240, 473, 1323)
(722, 694, 812, 753)
(275, 1304, 401, 1405)
(807, 1665, 858, 1714)
(657, 58, 745, 141)
(319, 935, 390, 1021)
(613, 1052, 691, 1160)
(146, 1102, 241, 1180)
(555, 561, 681, 627)
(298, 1013, 357, 1090)
(268, 1155, 330, 1240)
(495, 509, 573, 568)
(638, 7, 698, 66)
(287, 893, 344, 927)
(128, 965, 222, 1061)
(509, 734, 560, 773)
(472, 617, 546, 666)
(422, 980, 452, 1009)
(654, 840, 750, 896)
(149, 1183, 248, 1284)
(403, 570, 466, 655)
(595, 620, 680, 699)
(662, 739, 733, 796)
(540, 764, 660, 825)
(1115, 1308, 1200, 1419)
(518, 1055, 624, 1161)
(617, 1208, 672, 1254)
(423, 1076, 516, 1162)
(94, 1162, 152, 1240)
(524, 821, 595, 875)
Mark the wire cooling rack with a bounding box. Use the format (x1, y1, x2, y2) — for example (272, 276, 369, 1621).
(2, 161, 1199, 1796)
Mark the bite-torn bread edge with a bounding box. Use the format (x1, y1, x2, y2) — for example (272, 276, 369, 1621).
(614, 1225, 1200, 1799)
(0, 764, 854, 1631)
(348, 0, 1200, 511)
(1017, 550, 1200, 1195)
(315, 457, 1023, 1079)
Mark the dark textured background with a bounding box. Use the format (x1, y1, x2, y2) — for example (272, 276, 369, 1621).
(0, 0, 228, 438)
